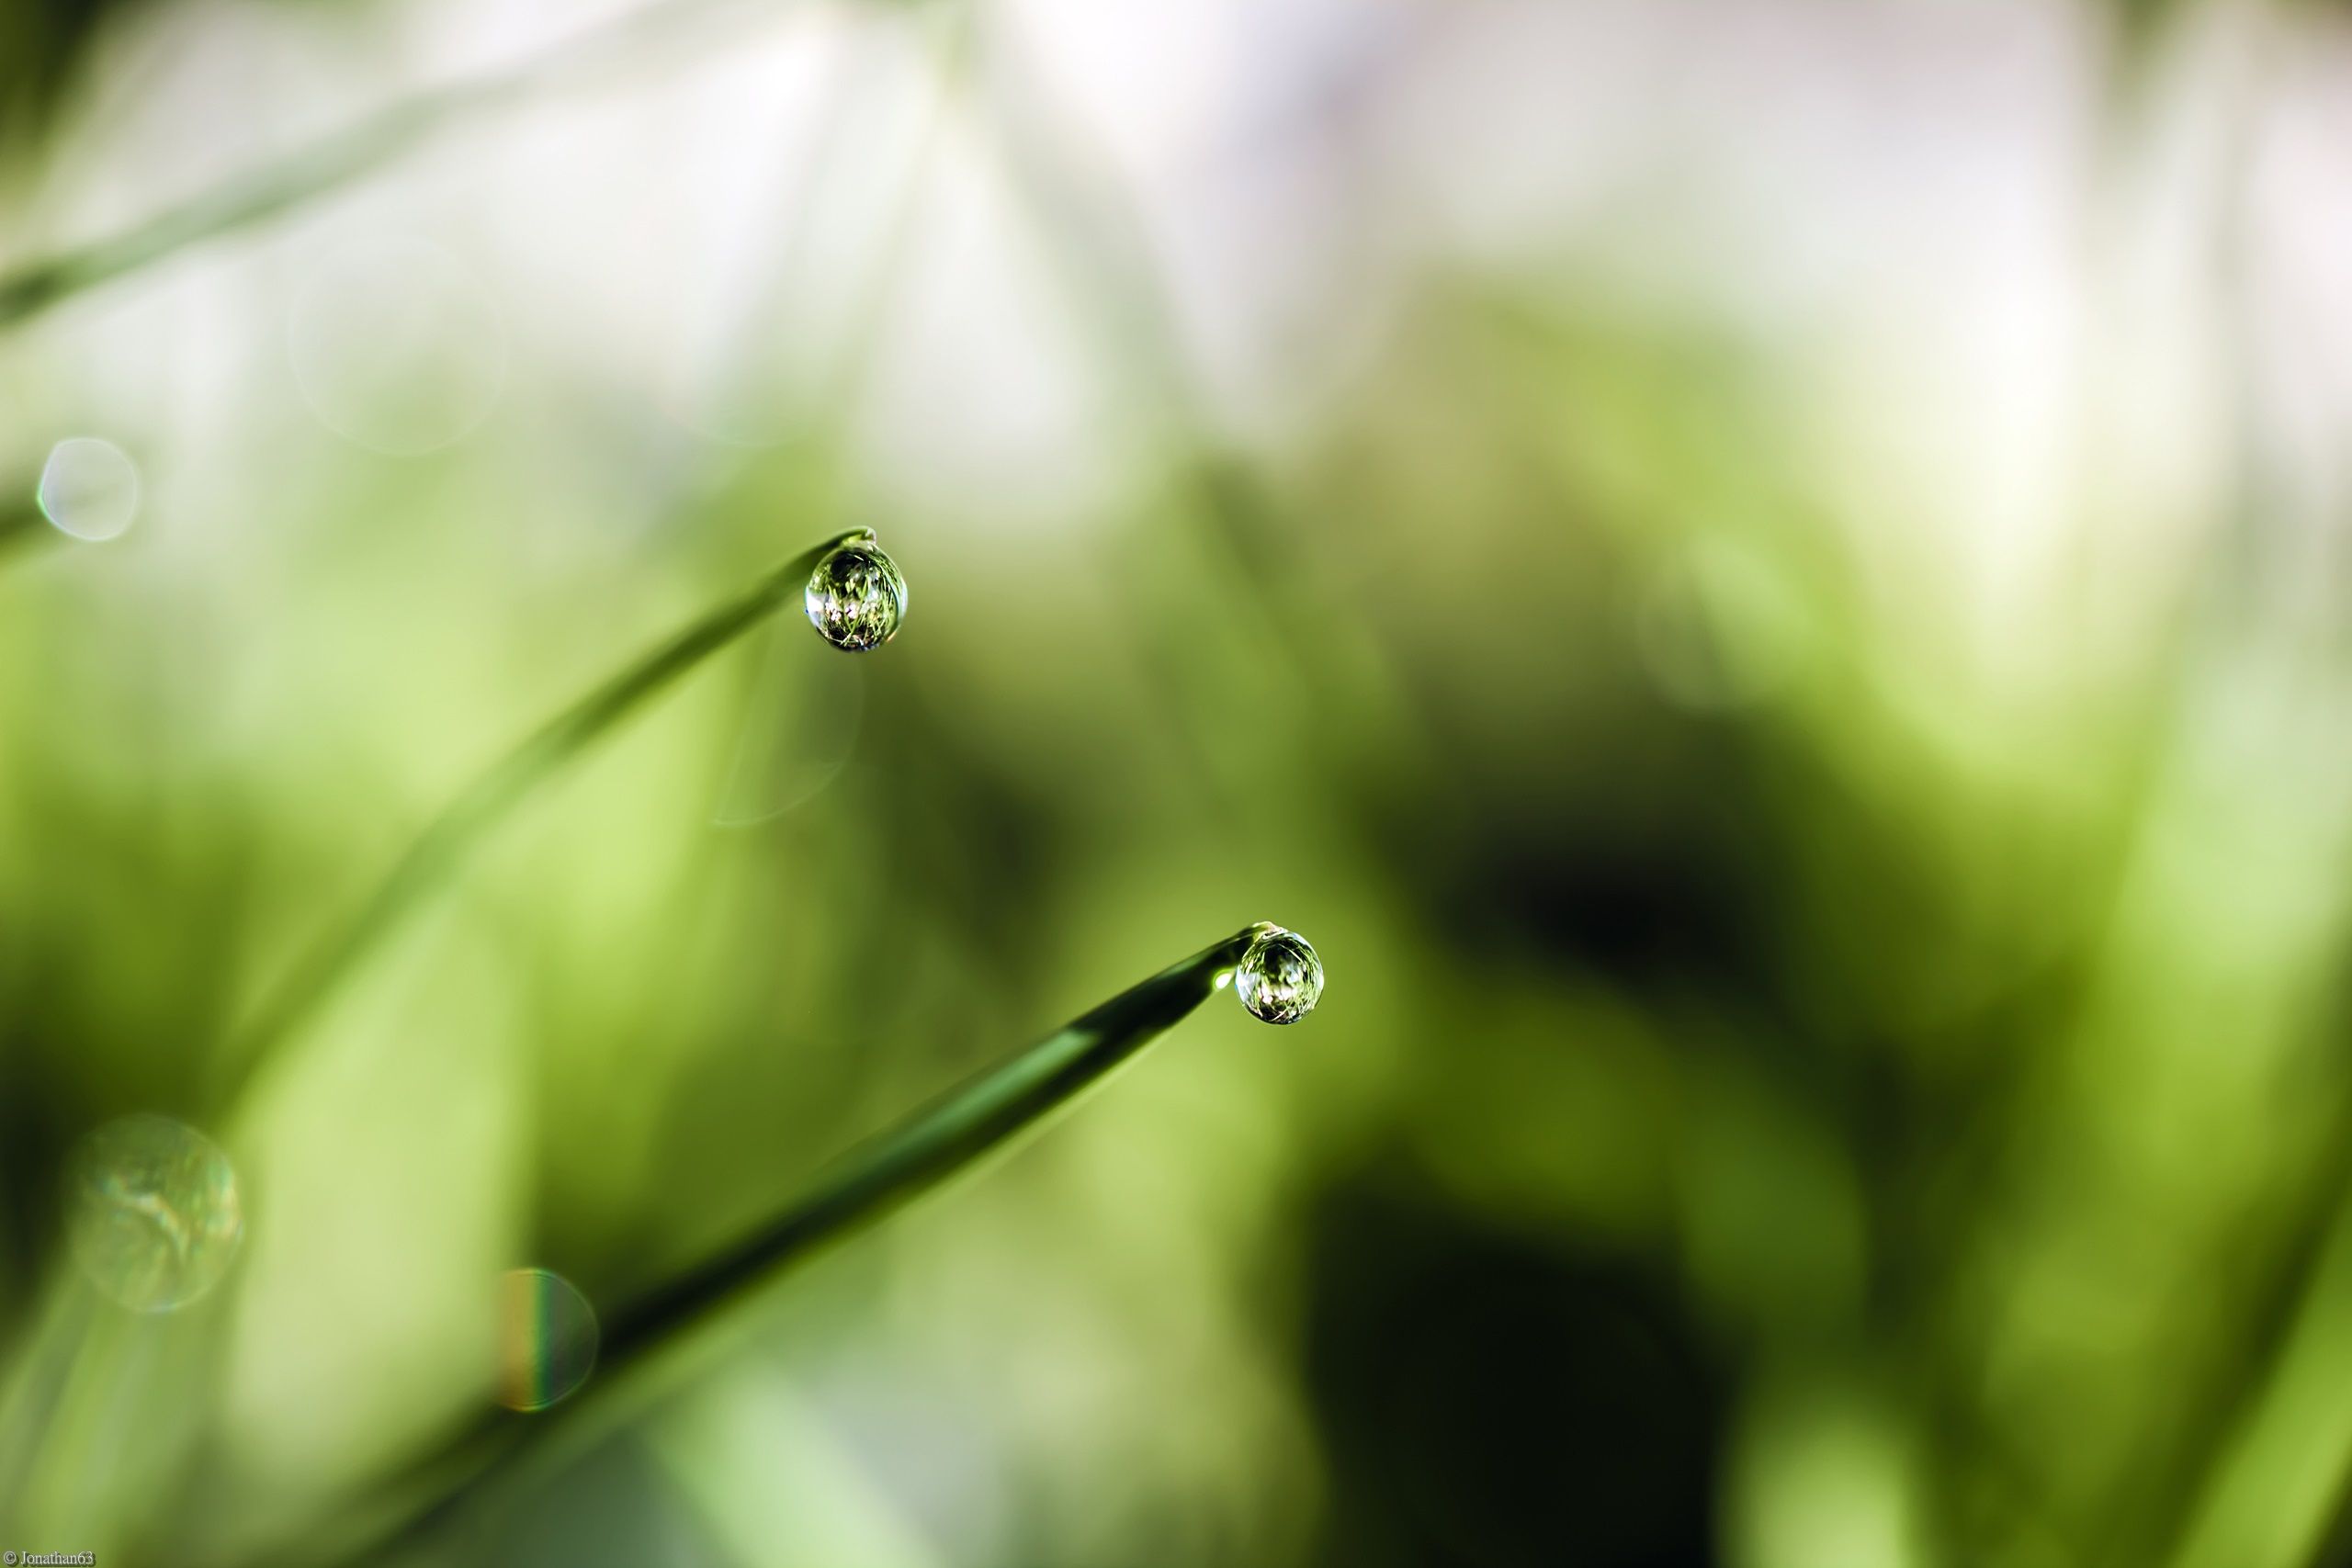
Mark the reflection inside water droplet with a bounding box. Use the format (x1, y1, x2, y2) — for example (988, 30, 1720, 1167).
(67, 1114, 243, 1312)
(38, 437, 141, 542)
(498, 1268, 598, 1411)
(1237, 927, 1323, 1025)
(804, 541, 908, 651)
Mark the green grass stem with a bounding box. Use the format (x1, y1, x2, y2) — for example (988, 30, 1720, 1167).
(204, 530, 872, 1109)
(230, 922, 1268, 1567)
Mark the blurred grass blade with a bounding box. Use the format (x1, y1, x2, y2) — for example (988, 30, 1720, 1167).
(2166, 1180, 2352, 1568)
(604, 921, 1268, 1364)
(0, 0, 775, 332)
(207, 530, 871, 1107)
(254, 922, 1268, 1568)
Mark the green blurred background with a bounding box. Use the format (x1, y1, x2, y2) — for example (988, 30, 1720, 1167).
(6, 0, 2352, 1563)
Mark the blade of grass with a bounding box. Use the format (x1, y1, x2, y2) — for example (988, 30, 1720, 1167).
(605, 922, 1268, 1367)
(207, 0, 970, 1105)
(2165, 1174, 2352, 1568)
(203, 529, 873, 1110)
(226, 922, 1270, 1568)
(0, 0, 800, 332)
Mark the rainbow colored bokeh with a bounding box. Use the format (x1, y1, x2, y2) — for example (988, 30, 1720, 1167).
(496, 1268, 598, 1413)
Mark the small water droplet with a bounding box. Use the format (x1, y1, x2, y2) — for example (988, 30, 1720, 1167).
(1237, 927, 1323, 1025)
(37, 437, 141, 542)
(497, 1268, 599, 1411)
(804, 540, 908, 651)
(66, 1114, 243, 1312)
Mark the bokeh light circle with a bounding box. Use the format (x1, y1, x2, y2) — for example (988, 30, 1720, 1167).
(712, 629, 865, 825)
(288, 239, 508, 455)
(498, 1268, 599, 1411)
(37, 437, 141, 542)
(66, 1114, 244, 1312)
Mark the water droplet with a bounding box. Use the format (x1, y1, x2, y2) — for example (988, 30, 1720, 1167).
(288, 238, 507, 455)
(66, 1115, 243, 1312)
(804, 540, 908, 651)
(1237, 926, 1323, 1025)
(37, 437, 141, 542)
(497, 1268, 599, 1411)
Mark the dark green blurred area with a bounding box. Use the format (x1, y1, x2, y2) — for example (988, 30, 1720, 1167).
(6, 1, 2352, 1565)
(0, 0, 134, 149)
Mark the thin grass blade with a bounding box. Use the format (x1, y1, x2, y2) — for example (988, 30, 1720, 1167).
(0, 0, 786, 332)
(606, 921, 1267, 1366)
(205, 530, 871, 1109)
(235, 923, 1269, 1568)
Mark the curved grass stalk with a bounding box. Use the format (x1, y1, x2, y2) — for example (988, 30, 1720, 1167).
(204, 529, 872, 1107)
(238, 923, 1269, 1568)
(2162, 1156, 2352, 1568)
(0, 0, 782, 332)
(603, 922, 1267, 1367)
